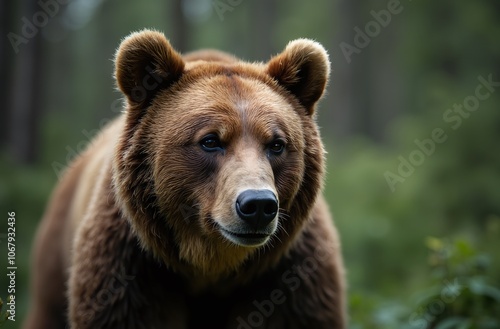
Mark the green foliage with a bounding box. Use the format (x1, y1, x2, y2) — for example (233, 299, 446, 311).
(324, 84, 500, 327)
(410, 238, 500, 329)
(342, 236, 500, 329)
(320, 2, 500, 326)
(0, 298, 7, 325)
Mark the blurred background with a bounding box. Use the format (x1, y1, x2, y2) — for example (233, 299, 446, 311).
(1, 0, 499, 328)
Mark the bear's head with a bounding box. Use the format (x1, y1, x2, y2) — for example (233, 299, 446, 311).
(112, 30, 330, 280)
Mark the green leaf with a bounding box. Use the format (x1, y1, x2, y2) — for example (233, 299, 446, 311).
(468, 277, 500, 301)
(478, 318, 500, 329)
(454, 239, 475, 258)
(434, 317, 470, 329)
(426, 236, 444, 251)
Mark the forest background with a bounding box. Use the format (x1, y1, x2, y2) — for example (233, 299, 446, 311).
(1, 0, 499, 328)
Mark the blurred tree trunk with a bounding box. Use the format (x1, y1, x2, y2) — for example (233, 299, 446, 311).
(367, 16, 402, 142)
(8, 0, 44, 164)
(171, 0, 191, 52)
(251, 0, 276, 60)
(0, 1, 17, 148)
(333, 0, 401, 142)
(331, 0, 357, 139)
(349, 0, 372, 139)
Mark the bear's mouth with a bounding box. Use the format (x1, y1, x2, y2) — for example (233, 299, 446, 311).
(218, 227, 271, 247)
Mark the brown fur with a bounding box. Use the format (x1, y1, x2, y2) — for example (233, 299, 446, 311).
(24, 29, 346, 329)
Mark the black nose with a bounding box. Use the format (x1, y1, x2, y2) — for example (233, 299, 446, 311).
(236, 189, 278, 229)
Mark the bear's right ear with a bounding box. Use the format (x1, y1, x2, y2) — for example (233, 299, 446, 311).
(114, 30, 185, 106)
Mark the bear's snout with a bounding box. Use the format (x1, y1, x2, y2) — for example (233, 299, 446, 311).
(235, 189, 278, 230)
(216, 188, 279, 247)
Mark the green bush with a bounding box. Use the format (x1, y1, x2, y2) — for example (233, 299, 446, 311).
(344, 235, 500, 329)
(408, 237, 500, 329)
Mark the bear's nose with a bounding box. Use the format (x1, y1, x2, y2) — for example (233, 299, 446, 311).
(236, 189, 278, 230)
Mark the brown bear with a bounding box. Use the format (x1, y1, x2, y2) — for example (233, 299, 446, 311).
(23, 30, 346, 329)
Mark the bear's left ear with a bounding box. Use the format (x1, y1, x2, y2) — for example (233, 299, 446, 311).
(267, 39, 330, 114)
(114, 29, 185, 107)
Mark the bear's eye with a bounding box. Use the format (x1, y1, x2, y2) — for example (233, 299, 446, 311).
(200, 134, 223, 152)
(267, 139, 286, 155)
